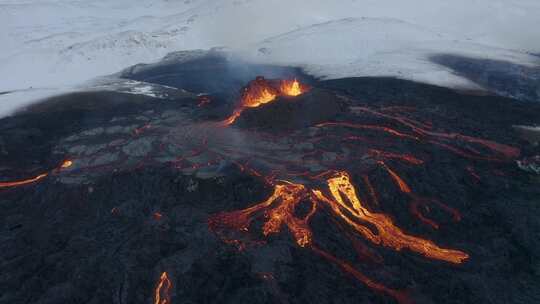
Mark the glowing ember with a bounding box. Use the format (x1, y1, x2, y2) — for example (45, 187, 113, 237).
(61, 160, 73, 168)
(280, 79, 304, 96)
(154, 272, 172, 304)
(222, 76, 309, 126)
(312, 246, 410, 304)
(379, 162, 412, 193)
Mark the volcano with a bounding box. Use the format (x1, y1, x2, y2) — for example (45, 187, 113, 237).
(222, 77, 311, 126)
(1, 53, 540, 304)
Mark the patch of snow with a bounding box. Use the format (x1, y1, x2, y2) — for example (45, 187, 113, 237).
(243, 17, 538, 88)
(1, 0, 540, 117)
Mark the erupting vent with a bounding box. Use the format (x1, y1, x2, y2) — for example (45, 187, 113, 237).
(222, 76, 309, 125)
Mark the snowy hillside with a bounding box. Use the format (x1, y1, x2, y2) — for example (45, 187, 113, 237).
(1, 0, 539, 116)
(246, 17, 538, 87)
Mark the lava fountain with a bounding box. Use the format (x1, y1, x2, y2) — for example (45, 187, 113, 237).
(222, 76, 309, 126)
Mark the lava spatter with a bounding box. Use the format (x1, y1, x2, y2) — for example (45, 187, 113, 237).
(379, 161, 462, 229)
(209, 182, 317, 248)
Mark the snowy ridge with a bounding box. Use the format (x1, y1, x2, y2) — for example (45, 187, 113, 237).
(245, 17, 538, 87)
(1, 0, 540, 116)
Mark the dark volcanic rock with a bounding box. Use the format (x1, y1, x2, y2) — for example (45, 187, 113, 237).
(1, 58, 540, 304)
(431, 54, 540, 103)
(234, 88, 343, 131)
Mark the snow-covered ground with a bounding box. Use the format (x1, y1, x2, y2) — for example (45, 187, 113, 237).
(1, 0, 539, 116)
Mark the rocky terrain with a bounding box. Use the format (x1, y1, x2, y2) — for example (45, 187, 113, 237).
(1, 53, 540, 304)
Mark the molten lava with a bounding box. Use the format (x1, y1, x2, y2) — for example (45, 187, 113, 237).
(154, 272, 172, 304)
(209, 182, 317, 248)
(209, 170, 468, 303)
(222, 77, 309, 126)
(312, 246, 411, 304)
(313, 172, 469, 264)
(0, 173, 49, 188)
(0, 159, 73, 189)
(379, 162, 412, 193)
(280, 79, 304, 96)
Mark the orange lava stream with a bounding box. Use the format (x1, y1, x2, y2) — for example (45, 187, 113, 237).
(313, 172, 469, 264)
(312, 246, 411, 304)
(316, 122, 419, 140)
(154, 272, 172, 304)
(209, 170, 469, 303)
(368, 149, 424, 165)
(379, 162, 412, 193)
(222, 77, 309, 126)
(280, 79, 304, 96)
(378, 161, 462, 229)
(0, 160, 73, 189)
(209, 182, 317, 247)
(0, 173, 49, 188)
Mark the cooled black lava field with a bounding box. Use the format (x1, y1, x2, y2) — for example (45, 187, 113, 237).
(1, 52, 540, 304)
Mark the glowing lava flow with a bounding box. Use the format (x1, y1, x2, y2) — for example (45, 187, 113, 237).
(154, 272, 172, 304)
(209, 182, 317, 248)
(222, 77, 309, 126)
(311, 246, 411, 304)
(209, 171, 468, 303)
(0, 173, 48, 188)
(313, 172, 469, 264)
(379, 161, 462, 229)
(0, 160, 73, 189)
